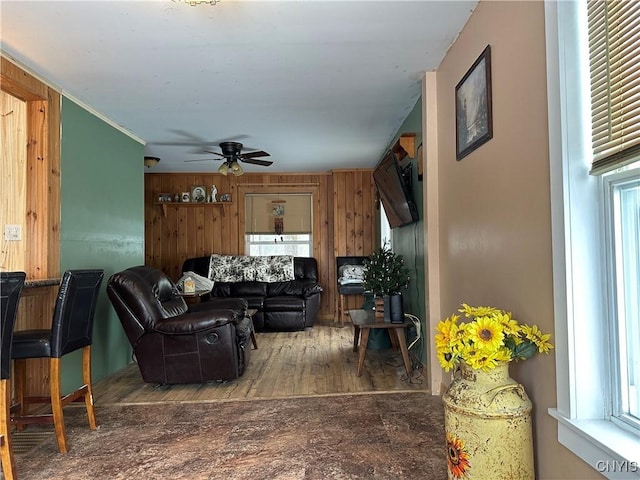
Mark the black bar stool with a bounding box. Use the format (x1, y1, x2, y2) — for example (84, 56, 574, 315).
(11, 269, 104, 454)
(1, 271, 26, 480)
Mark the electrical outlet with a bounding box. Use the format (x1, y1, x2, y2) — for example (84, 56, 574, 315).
(4, 224, 22, 241)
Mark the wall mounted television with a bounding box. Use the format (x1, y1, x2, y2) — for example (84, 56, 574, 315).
(373, 150, 418, 229)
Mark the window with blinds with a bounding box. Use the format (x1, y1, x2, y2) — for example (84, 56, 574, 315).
(588, 0, 640, 174)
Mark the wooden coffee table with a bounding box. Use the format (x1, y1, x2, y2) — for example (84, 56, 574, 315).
(348, 309, 412, 377)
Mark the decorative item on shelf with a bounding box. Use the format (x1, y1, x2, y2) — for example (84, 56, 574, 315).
(158, 193, 172, 202)
(272, 201, 285, 235)
(219, 193, 231, 202)
(435, 303, 553, 479)
(191, 185, 206, 203)
(362, 245, 409, 322)
(181, 192, 190, 203)
(174, 193, 180, 202)
(211, 185, 218, 203)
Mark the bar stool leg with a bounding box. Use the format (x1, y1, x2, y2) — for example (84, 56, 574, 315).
(0, 379, 16, 480)
(12, 359, 26, 431)
(82, 346, 97, 430)
(49, 358, 68, 454)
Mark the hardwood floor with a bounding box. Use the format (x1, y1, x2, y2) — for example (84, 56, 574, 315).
(93, 320, 428, 405)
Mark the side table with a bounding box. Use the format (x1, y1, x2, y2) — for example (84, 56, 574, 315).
(177, 289, 209, 305)
(348, 309, 412, 377)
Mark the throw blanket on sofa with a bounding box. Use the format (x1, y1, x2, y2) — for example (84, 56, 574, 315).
(208, 255, 295, 283)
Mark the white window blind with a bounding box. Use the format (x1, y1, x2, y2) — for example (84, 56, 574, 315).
(245, 193, 312, 234)
(588, 0, 640, 174)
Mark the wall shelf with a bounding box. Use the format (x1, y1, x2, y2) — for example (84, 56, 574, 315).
(391, 133, 416, 159)
(153, 201, 231, 217)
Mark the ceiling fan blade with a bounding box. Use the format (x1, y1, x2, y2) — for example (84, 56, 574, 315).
(184, 158, 220, 163)
(241, 158, 273, 166)
(241, 150, 270, 159)
(202, 150, 225, 157)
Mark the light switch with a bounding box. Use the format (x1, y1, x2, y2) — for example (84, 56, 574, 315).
(4, 225, 22, 241)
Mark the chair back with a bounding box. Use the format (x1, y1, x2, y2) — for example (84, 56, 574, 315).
(51, 270, 104, 358)
(106, 266, 188, 347)
(1, 272, 26, 379)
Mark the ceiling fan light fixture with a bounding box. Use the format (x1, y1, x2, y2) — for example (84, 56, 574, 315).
(217, 163, 229, 176)
(230, 161, 244, 176)
(144, 156, 160, 168)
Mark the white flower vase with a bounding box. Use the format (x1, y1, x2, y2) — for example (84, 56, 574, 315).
(442, 362, 534, 479)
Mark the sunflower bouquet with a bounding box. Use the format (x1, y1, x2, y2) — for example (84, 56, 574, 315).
(435, 303, 553, 372)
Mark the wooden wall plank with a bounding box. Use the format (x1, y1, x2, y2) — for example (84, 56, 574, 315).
(0, 91, 27, 271)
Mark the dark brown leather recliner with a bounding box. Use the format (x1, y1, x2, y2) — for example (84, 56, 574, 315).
(107, 266, 252, 385)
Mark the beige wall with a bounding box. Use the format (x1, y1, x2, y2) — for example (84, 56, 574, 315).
(428, 1, 600, 478)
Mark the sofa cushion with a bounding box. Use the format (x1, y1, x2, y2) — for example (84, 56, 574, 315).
(263, 296, 305, 312)
(266, 279, 304, 297)
(232, 282, 268, 298)
(242, 296, 265, 311)
(338, 264, 366, 285)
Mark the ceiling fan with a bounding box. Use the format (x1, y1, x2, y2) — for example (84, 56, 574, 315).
(185, 141, 272, 176)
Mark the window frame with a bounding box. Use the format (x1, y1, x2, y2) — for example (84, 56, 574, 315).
(245, 233, 313, 258)
(605, 170, 640, 435)
(545, 1, 640, 476)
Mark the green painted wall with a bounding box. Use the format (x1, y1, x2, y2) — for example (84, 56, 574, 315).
(387, 99, 426, 364)
(59, 97, 143, 394)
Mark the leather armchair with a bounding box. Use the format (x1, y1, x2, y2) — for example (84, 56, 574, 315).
(107, 266, 252, 384)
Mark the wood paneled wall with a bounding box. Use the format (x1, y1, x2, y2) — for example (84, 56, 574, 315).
(332, 170, 378, 315)
(144, 169, 377, 320)
(2, 56, 62, 396)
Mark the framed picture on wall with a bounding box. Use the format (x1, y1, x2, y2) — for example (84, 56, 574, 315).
(455, 45, 493, 160)
(191, 185, 206, 203)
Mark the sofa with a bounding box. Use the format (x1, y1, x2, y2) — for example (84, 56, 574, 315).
(107, 265, 253, 384)
(181, 255, 323, 331)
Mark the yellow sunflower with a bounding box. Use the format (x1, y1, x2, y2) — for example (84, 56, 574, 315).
(521, 324, 554, 353)
(466, 316, 504, 352)
(465, 349, 501, 372)
(437, 347, 457, 371)
(494, 311, 520, 336)
(435, 314, 459, 349)
(459, 303, 500, 318)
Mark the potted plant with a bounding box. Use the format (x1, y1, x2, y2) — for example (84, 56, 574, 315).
(362, 246, 410, 321)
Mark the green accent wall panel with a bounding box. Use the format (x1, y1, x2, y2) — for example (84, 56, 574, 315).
(387, 99, 427, 365)
(60, 97, 144, 393)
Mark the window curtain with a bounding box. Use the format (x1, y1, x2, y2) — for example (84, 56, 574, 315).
(245, 193, 312, 234)
(588, 0, 640, 174)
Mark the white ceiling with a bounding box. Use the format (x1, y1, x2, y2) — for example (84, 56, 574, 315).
(1, 0, 476, 173)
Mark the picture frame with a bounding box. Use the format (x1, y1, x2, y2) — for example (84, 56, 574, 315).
(455, 45, 493, 160)
(191, 185, 206, 203)
(220, 193, 232, 202)
(181, 192, 190, 203)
